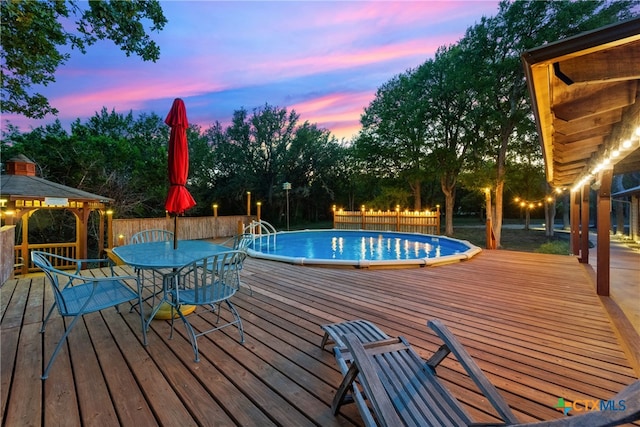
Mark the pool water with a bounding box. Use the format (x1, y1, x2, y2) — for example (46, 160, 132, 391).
(247, 229, 481, 268)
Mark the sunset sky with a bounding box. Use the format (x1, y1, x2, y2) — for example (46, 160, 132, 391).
(3, 1, 502, 141)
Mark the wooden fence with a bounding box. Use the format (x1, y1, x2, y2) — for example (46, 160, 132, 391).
(333, 207, 440, 235)
(111, 215, 256, 247)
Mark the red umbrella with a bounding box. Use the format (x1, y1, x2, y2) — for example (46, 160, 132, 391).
(165, 98, 196, 248)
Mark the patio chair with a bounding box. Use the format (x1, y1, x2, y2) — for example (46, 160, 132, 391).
(167, 250, 246, 362)
(129, 229, 174, 310)
(331, 319, 640, 427)
(31, 251, 145, 380)
(220, 233, 254, 295)
(130, 229, 174, 244)
(320, 319, 390, 351)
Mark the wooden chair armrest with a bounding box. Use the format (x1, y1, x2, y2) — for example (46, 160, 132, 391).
(428, 319, 519, 424)
(340, 333, 404, 427)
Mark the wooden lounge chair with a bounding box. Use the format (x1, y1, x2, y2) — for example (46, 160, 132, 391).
(331, 319, 640, 427)
(320, 319, 390, 351)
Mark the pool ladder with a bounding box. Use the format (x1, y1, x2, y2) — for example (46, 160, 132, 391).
(244, 220, 277, 250)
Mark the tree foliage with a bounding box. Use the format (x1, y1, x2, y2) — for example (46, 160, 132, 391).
(3, 1, 639, 235)
(354, 0, 638, 241)
(457, 0, 638, 246)
(1, 0, 167, 118)
(355, 73, 429, 210)
(205, 104, 344, 225)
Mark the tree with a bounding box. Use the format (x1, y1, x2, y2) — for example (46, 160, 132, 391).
(207, 104, 346, 224)
(69, 108, 169, 217)
(285, 121, 344, 221)
(355, 72, 429, 210)
(417, 45, 478, 236)
(1, 0, 167, 118)
(458, 0, 638, 247)
(1, 108, 170, 218)
(185, 122, 217, 216)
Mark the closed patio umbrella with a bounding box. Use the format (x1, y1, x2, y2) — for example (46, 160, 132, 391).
(165, 98, 196, 248)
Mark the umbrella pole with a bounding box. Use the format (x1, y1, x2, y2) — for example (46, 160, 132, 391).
(173, 215, 178, 249)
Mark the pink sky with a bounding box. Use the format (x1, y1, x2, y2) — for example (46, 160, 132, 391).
(3, 1, 501, 141)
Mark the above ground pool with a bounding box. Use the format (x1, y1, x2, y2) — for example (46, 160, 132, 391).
(246, 229, 481, 268)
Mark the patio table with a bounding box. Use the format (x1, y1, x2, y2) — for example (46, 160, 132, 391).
(113, 239, 229, 330)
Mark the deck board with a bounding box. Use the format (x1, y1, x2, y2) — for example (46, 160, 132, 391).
(1, 249, 638, 426)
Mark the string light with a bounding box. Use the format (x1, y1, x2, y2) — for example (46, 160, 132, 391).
(513, 196, 546, 209)
(513, 185, 570, 207)
(571, 122, 640, 192)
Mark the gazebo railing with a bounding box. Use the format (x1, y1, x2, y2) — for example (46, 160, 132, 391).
(14, 243, 78, 275)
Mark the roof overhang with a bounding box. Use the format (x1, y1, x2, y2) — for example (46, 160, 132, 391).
(521, 17, 640, 190)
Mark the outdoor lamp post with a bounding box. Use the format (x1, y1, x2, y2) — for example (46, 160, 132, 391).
(283, 182, 291, 230)
(213, 204, 218, 238)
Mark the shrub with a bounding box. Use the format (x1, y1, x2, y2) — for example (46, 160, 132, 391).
(535, 241, 570, 255)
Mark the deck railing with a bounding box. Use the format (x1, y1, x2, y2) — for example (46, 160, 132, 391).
(333, 206, 440, 235)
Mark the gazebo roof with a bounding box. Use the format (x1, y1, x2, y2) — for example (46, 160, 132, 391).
(1, 174, 113, 203)
(1, 155, 112, 204)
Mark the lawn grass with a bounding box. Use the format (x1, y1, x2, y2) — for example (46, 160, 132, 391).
(451, 226, 571, 254)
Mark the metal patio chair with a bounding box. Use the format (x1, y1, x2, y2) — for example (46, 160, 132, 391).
(220, 233, 254, 295)
(129, 229, 174, 310)
(32, 251, 144, 380)
(167, 250, 246, 361)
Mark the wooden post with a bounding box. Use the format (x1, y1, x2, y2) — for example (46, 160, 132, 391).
(98, 210, 105, 254)
(73, 206, 91, 261)
(213, 204, 218, 239)
(246, 192, 251, 217)
(21, 212, 28, 275)
(332, 205, 336, 229)
(579, 184, 590, 264)
(632, 195, 640, 241)
(396, 205, 400, 232)
(257, 202, 261, 223)
(361, 205, 366, 230)
(570, 191, 580, 256)
(107, 209, 113, 249)
(596, 169, 612, 296)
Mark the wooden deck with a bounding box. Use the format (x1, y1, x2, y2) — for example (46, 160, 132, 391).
(2, 250, 639, 426)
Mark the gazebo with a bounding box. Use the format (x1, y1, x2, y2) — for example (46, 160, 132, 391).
(0, 155, 114, 275)
(522, 17, 640, 296)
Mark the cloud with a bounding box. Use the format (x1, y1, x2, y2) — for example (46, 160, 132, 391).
(2, 1, 502, 140)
